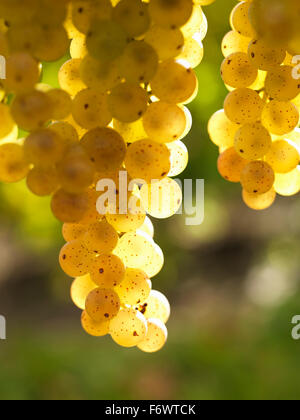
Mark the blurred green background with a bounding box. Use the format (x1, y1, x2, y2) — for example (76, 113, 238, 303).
(1, 0, 300, 400)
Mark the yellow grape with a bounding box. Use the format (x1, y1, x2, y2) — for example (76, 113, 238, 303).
(144, 25, 184, 61)
(149, 0, 193, 29)
(72, 88, 112, 130)
(261, 101, 299, 136)
(208, 109, 239, 149)
(140, 177, 183, 219)
(24, 129, 64, 167)
(217, 147, 249, 183)
(137, 318, 168, 353)
(181, 4, 203, 39)
(81, 311, 110, 337)
(230, 1, 255, 38)
(139, 216, 154, 238)
(224, 88, 264, 125)
(62, 223, 87, 243)
(178, 36, 204, 69)
(143, 101, 187, 143)
(115, 268, 151, 306)
(234, 122, 272, 161)
(274, 167, 300, 196)
(0, 104, 16, 139)
(26, 166, 58, 196)
(125, 139, 171, 184)
(166, 140, 189, 177)
(86, 288, 120, 322)
(6, 22, 42, 55)
(51, 189, 89, 223)
(46, 89, 72, 121)
(71, 274, 97, 310)
(35, 26, 69, 62)
(221, 52, 258, 89)
(151, 60, 198, 104)
(49, 122, 79, 148)
(70, 32, 87, 59)
(58, 59, 86, 97)
(0, 142, 29, 183)
(221, 30, 250, 57)
(59, 240, 93, 277)
(4, 52, 40, 94)
(80, 55, 122, 93)
(80, 188, 104, 225)
(90, 254, 125, 288)
(112, 0, 150, 37)
(265, 140, 300, 174)
(106, 195, 146, 233)
(109, 307, 148, 348)
(81, 127, 126, 173)
(83, 220, 119, 255)
(265, 66, 300, 101)
(242, 188, 276, 211)
(241, 161, 275, 194)
(112, 118, 147, 144)
(71, 0, 113, 34)
(137, 290, 170, 324)
(107, 82, 148, 123)
(248, 39, 286, 71)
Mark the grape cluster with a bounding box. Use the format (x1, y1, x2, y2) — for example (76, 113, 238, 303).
(0, 0, 212, 352)
(209, 0, 300, 211)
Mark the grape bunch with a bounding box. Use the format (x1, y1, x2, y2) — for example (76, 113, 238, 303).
(208, 0, 300, 210)
(0, 0, 212, 352)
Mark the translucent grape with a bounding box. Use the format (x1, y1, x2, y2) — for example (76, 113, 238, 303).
(113, 118, 147, 144)
(62, 223, 87, 243)
(137, 318, 168, 353)
(144, 25, 184, 61)
(178, 36, 204, 69)
(274, 168, 300, 196)
(139, 216, 154, 239)
(107, 82, 148, 123)
(80, 55, 122, 93)
(35, 26, 69, 62)
(49, 122, 79, 148)
(265, 140, 300, 174)
(124, 139, 171, 184)
(85, 288, 120, 322)
(4, 52, 40, 94)
(242, 188, 276, 211)
(265, 66, 300, 101)
(0, 104, 16, 139)
(224, 88, 264, 125)
(221, 52, 258, 89)
(80, 188, 104, 225)
(72, 0, 113, 34)
(59, 59, 86, 97)
(230, 1, 255, 38)
(112, 0, 150, 37)
(217, 147, 249, 183)
(221, 30, 250, 57)
(234, 122, 272, 160)
(70, 32, 87, 59)
(149, 0, 193, 29)
(90, 254, 125, 288)
(24, 129, 64, 167)
(81, 310, 110, 337)
(51, 189, 89, 223)
(83, 220, 119, 255)
(261, 101, 299, 136)
(208, 109, 239, 149)
(137, 290, 170, 324)
(167, 140, 189, 177)
(0, 143, 29, 183)
(241, 161, 275, 194)
(181, 4, 203, 38)
(59, 240, 93, 277)
(46, 89, 72, 121)
(71, 274, 97, 310)
(115, 268, 151, 306)
(109, 307, 147, 348)
(26, 166, 58, 196)
(248, 39, 286, 71)
(106, 195, 146, 233)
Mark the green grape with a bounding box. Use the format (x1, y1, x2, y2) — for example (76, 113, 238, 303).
(72, 88, 112, 130)
(83, 220, 119, 254)
(137, 318, 168, 353)
(265, 66, 300, 101)
(248, 39, 286, 71)
(166, 140, 189, 177)
(35, 26, 69, 62)
(81, 310, 110, 337)
(0, 104, 16, 139)
(118, 41, 158, 84)
(265, 140, 300, 174)
(230, 1, 255, 38)
(149, 0, 193, 29)
(208, 109, 239, 149)
(11, 90, 53, 132)
(107, 82, 148, 123)
(4, 52, 40, 94)
(261, 100, 299, 136)
(106, 195, 146, 233)
(26, 166, 58, 196)
(217, 147, 249, 183)
(112, 0, 150, 37)
(221, 52, 258, 89)
(274, 167, 300, 196)
(0, 142, 29, 183)
(59, 59, 86, 97)
(59, 240, 93, 277)
(72, 0, 113, 34)
(143, 101, 187, 143)
(62, 223, 87, 243)
(115, 268, 151, 306)
(24, 129, 64, 167)
(140, 177, 182, 219)
(71, 274, 97, 310)
(80, 55, 122, 93)
(51, 189, 89, 223)
(90, 254, 125, 288)
(85, 288, 120, 322)
(57, 144, 95, 194)
(224, 88, 264, 125)
(234, 122, 272, 160)
(114, 231, 163, 278)
(112, 118, 147, 143)
(241, 161, 275, 194)
(46, 89, 72, 121)
(49, 122, 79, 148)
(124, 139, 171, 184)
(109, 307, 147, 348)
(221, 30, 250, 57)
(139, 216, 154, 239)
(137, 290, 170, 324)
(151, 60, 198, 104)
(81, 127, 126, 173)
(86, 20, 127, 61)
(144, 25, 184, 61)
(242, 188, 276, 211)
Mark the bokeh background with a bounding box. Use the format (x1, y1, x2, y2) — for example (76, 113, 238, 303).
(0, 0, 300, 400)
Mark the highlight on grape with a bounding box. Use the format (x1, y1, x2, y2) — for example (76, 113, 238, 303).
(0, 0, 214, 353)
